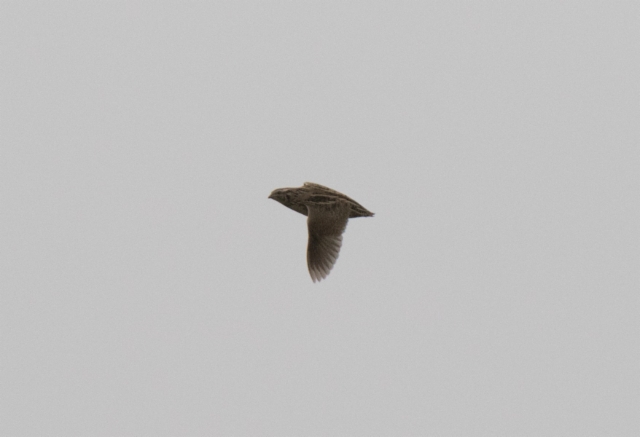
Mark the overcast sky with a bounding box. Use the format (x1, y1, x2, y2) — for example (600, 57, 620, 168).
(1, 2, 637, 436)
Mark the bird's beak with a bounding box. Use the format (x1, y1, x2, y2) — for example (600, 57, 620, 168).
(268, 193, 274, 199)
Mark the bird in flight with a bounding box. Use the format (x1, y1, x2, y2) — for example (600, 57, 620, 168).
(268, 182, 374, 282)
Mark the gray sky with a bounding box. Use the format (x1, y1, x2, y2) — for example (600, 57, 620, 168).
(1, 2, 637, 436)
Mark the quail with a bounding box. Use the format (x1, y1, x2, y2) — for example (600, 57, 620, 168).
(268, 182, 374, 282)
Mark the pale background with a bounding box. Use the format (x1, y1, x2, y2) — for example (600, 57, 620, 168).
(1, 2, 637, 436)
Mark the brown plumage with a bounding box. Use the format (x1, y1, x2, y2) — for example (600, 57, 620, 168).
(268, 182, 374, 283)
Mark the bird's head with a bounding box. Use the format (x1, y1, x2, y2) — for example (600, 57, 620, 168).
(268, 188, 292, 206)
(268, 187, 309, 216)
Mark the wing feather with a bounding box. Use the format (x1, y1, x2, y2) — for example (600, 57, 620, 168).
(306, 200, 350, 282)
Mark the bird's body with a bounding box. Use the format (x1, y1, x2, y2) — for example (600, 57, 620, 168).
(269, 182, 374, 282)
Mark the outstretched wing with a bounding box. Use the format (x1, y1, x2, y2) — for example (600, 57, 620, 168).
(305, 199, 351, 283)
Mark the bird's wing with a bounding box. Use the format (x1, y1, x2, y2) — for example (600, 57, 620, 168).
(305, 199, 351, 283)
(303, 182, 342, 196)
(303, 181, 330, 190)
